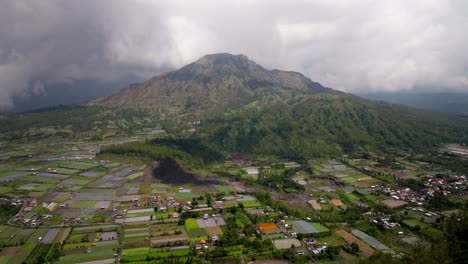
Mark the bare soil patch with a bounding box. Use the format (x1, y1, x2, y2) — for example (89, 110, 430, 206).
(335, 229, 374, 257)
(0, 246, 20, 256)
(205, 226, 223, 235)
(380, 199, 408, 208)
(123, 241, 150, 250)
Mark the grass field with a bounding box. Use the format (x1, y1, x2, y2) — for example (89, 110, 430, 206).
(403, 219, 430, 228)
(215, 185, 235, 193)
(340, 176, 357, 183)
(125, 212, 154, 218)
(104, 162, 120, 168)
(185, 219, 199, 229)
(311, 223, 330, 233)
(346, 193, 360, 201)
(239, 200, 262, 208)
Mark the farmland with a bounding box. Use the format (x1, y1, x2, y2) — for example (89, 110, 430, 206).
(0, 119, 465, 264)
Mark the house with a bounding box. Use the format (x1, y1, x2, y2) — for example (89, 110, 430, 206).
(295, 249, 306, 255)
(171, 212, 180, 218)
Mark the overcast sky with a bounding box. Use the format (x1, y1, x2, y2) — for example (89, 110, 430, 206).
(1, 0, 468, 110)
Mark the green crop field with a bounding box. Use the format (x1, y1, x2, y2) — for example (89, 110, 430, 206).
(403, 219, 430, 228)
(123, 247, 150, 254)
(90, 167, 108, 173)
(60, 177, 91, 185)
(311, 222, 330, 232)
(63, 242, 92, 249)
(20, 176, 60, 184)
(70, 200, 97, 208)
(33, 184, 55, 191)
(56, 168, 81, 175)
(185, 219, 199, 229)
(239, 200, 262, 208)
(346, 193, 360, 201)
(62, 162, 98, 170)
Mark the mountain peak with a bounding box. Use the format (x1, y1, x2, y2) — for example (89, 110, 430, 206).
(91, 53, 334, 110)
(195, 53, 251, 66)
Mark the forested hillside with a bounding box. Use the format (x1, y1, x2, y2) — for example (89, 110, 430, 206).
(189, 94, 468, 158)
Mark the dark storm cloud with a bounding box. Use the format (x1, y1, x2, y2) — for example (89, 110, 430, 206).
(1, 0, 467, 109)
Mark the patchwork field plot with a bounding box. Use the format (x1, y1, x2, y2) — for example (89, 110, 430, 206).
(214, 185, 235, 193)
(204, 226, 223, 235)
(56, 168, 81, 175)
(290, 220, 329, 234)
(151, 236, 188, 245)
(185, 219, 199, 229)
(273, 238, 301, 249)
(104, 162, 120, 168)
(238, 200, 262, 208)
(127, 172, 144, 180)
(21, 176, 60, 184)
(70, 200, 98, 208)
(61, 177, 92, 185)
(62, 162, 98, 170)
(40, 228, 61, 244)
(351, 229, 389, 250)
(197, 216, 225, 228)
(331, 199, 344, 206)
(381, 199, 408, 208)
(258, 223, 279, 231)
(36, 173, 70, 179)
(308, 200, 321, 210)
(340, 176, 357, 183)
(335, 229, 374, 257)
(186, 228, 207, 240)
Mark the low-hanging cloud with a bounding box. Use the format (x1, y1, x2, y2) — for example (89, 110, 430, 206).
(1, 0, 467, 110)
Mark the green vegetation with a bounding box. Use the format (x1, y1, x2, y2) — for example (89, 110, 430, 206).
(0, 203, 21, 224)
(24, 243, 61, 264)
(184, 219, 199, 229)
(191, 94, 467, 158)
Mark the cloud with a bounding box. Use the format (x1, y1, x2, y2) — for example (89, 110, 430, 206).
(1, 0, 467, 109)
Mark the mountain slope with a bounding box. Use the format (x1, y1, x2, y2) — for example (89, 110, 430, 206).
(190, 93, 467, 157)
(90, 53, 467, 156)
(90, 53, 335, 111)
